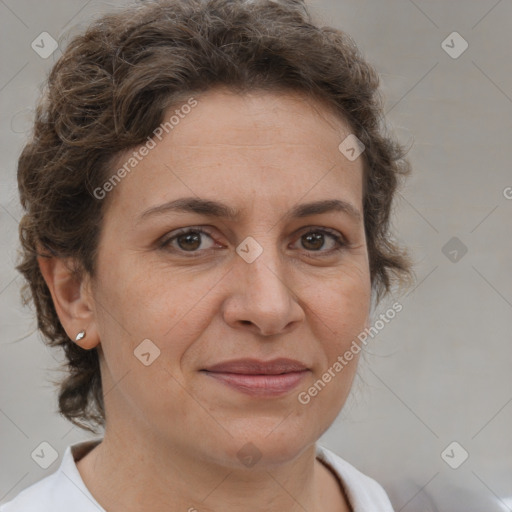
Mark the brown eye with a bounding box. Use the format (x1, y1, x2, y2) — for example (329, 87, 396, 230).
(160, 228, 217, 254)
(294, 228, 346, 254)
(301, 232, 325, 251)
(176, 231, 202, 251)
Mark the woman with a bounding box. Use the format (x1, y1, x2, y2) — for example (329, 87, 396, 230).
(2, 0, 413, 510)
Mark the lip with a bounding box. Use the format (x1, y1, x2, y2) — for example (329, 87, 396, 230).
(201, 358, 310, 397)
(203, 358, 309, 374)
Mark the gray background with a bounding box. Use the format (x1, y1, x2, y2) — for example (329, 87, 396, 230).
(1, 1, 511, 510)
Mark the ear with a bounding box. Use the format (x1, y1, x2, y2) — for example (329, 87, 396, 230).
(37, 253, 100, 350)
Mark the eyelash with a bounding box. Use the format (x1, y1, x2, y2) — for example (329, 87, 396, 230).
(159, 226, 347, 257)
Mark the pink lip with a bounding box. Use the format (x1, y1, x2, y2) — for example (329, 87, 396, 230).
(201, 358, 310, 397)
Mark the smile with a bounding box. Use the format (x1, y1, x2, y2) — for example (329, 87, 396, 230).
(201, 358, 311, 397)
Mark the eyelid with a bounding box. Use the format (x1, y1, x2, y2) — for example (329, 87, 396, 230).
(294, 225, 347, 243)
(290, 226, 347, 253)
(158, 226, 217, 250)
(159, 225, 347, 255)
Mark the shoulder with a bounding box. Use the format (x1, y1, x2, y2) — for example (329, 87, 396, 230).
(0, 471, 61, 512)
(0, 441, 104, 512)
(316, 444, 395, 512)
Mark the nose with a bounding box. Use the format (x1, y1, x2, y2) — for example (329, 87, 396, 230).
(221, 246, 305, 337)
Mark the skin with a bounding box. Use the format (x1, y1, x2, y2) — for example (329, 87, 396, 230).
(39, 88, 371, 512)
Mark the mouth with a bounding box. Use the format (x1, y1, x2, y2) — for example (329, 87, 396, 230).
(200, 358, 310, 397)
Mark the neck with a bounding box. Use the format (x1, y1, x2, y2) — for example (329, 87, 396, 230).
(76, 427, 347, 512)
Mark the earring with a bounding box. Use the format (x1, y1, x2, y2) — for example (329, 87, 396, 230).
(75, 330, 86, 342)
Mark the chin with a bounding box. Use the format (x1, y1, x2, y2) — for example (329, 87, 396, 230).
(213, 419, 319, 470)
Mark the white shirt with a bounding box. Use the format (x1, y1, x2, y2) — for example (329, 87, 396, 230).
(0, 439, 394, 511)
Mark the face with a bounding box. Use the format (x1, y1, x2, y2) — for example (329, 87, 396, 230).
(89, 88, 371, 468)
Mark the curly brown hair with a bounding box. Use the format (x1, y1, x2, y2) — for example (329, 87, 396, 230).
(16, 0, 414, 434)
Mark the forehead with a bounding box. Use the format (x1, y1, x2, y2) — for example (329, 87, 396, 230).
(168, 88, 352, 148)
(105, 88, 364, 218)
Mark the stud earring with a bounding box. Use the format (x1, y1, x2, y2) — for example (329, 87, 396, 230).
(75, 330, 86, 342)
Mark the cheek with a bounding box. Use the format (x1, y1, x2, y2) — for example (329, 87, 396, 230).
(93, 260, 206, 425)
(93, 255, 219, 371)
(306, 263, 371, 351)
(293, 262, 369, 416)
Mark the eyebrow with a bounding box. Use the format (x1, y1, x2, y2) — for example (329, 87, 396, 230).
(138, 197, 362, 223)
